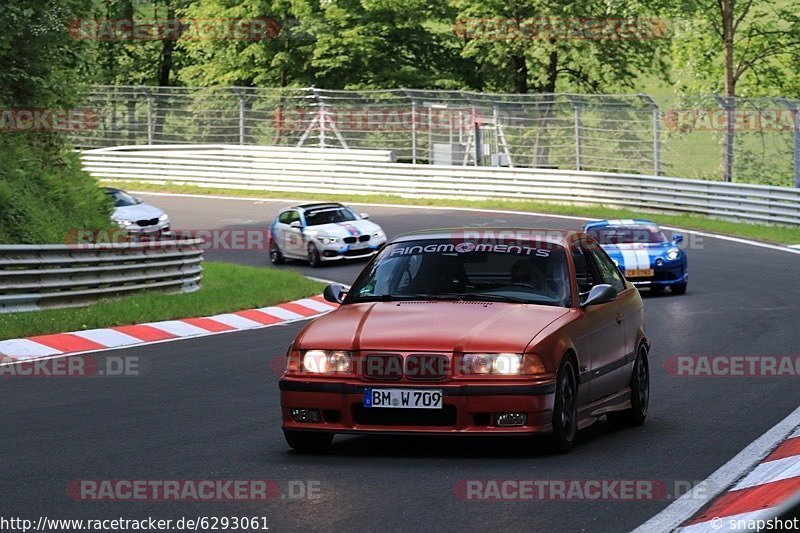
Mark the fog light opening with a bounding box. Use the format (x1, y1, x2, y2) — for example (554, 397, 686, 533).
(494, 413, 527, 427)
(291, 408, 322, 423)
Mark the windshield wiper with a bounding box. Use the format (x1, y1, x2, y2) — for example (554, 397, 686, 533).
(458, 293, 535, 304)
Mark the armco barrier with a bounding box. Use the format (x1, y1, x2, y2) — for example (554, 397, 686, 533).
(0, 239, 204, 313)
(81, 145, 800, 225)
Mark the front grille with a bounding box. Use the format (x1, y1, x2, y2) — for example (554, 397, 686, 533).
(405, 354, 449, 381)
(353, 405, 457, 426)
(136, 217, 159, 227)
(363, 354, 403, 380)
(343, 236, 357, 244)
(358, 235, 370, 242)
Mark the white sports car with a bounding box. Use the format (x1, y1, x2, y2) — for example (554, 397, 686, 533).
(269, 203, 387, 267)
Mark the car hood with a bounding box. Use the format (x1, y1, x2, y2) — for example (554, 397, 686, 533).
(305, 220, 381, 238)
(296, 301, 570, 353)
(113, 203, 164, 221)
(601, 242, 676, 267)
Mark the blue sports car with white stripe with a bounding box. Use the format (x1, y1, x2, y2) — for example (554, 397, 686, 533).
(583, 219, 688, 294)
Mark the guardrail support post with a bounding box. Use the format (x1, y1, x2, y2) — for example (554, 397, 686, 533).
(640, 94, 661, 175)
(713, 93, 734, 182)
(776, 98, 800, 188)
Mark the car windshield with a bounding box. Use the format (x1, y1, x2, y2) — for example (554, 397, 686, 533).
(304, 207, 357, 226)
(105, 189, 139, 207)
(588, 226, 667, 245)
(348, 238, 571, 307)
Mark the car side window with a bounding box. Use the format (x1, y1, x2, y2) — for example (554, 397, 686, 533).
(278, 211, 292, 224)
(287, 210, 301, 225)
(571, 246, 595, 295)
(586, 245, 626, 293)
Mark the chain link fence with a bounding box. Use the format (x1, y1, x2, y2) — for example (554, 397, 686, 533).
(71, 86, 800, 188)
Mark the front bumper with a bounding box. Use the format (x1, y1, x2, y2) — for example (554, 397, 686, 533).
(279, 378, 556, 436)
(625, 264, 688, 287)
(318, 241, 386, 262)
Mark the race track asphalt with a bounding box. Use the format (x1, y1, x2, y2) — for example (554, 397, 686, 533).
(1, 194, 798, 532)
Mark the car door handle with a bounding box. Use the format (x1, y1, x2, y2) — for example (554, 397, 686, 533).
(615, 313, 623, 324)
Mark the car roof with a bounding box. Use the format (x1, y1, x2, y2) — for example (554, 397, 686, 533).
(583, 219, 659, 229)
(391, 227, 580, 247)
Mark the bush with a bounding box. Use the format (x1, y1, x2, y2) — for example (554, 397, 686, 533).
(0, 133, 113, 244)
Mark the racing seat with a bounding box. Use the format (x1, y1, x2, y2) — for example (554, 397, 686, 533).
(510, 259, 550, 295)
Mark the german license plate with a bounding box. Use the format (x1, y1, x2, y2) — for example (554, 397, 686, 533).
(363, 388, 443, 409)
(350, 241, 368, 250)
(625, 268, 654, 278)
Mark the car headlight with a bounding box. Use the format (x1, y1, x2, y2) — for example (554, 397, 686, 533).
(373, 230, 385, 239)
(667, 249, 681, 260)
(159, 213, 169, 222)
(301, 350, 352, 374)
(114, 219, 133, 227)
(316, 236, 338, 245)
(461, 353, 546, 375)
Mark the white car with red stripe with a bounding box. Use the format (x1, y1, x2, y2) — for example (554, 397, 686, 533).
(270, 203, 387, 267)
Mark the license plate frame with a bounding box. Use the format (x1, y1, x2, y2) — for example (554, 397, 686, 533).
(625, 268, 654, 278)
(363, 388, 443, 409)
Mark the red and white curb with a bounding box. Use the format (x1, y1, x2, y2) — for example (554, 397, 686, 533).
(635, 406, 800, 532)
(0, 296, 337, 363)
(678, 424, 800, 531)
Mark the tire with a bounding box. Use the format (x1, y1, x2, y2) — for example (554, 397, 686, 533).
(284, 430, 333, 453)
(550, 357, 579, 453)
(269, 239, 284, 265)
(307, 243, 322, 268)
(607, 344, 650, 427)
(671, 283, 687, 295)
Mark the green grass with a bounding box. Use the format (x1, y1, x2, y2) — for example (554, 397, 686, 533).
(0, 262, 324, 341)
(105, 180, 800, 245)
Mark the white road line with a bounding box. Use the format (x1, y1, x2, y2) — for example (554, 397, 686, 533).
(294, 298, 337, 312)
(72, 329, 143, 348)
(130, 190, 800, 256)
(633, 406, 800, 533)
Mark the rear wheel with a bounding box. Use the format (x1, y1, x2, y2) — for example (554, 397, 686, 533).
(550, 357, 578, 453)
(607, 344, 649, 427)
(671, 283, 687, 295)
(307, 243, 321, 268)
(283, 430, 333, 453)
(269, 239, 284, 265)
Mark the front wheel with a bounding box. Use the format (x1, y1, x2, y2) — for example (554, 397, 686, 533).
(550, 357, 578, 453)
(284, 430, 333, 453)
(607, 344, 649, 427)
(671, 283, 687, 295)
(307, 243, 322, 268)
(269, 239, 284, 265)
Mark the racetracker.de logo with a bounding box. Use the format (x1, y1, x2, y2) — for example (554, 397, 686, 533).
(664, 355, 800, 377)
(0, 109, 97, 131)
(67, 18, 281, 41)
(0, 356, 145, 378)
(272, 107, 485, 132)
(453, 479, 668, 500)
(64, 229, 272, 252)
(453, 17, 667, 41)
(67, 480, 321, 501)
(664, 109, 800, 132)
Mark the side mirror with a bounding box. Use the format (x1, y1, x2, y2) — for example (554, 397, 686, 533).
(672, 233, 684, 244)
(323, 283, 347, 304)
(134, 197, 143, 205)
(360, 212, 370, 219)
(289, 221, 302, 229)
(581, 284, 617, 307)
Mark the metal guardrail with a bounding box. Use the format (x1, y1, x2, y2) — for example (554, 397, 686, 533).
(82, 145, 800, 226)
(0, 239, 204, 313)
